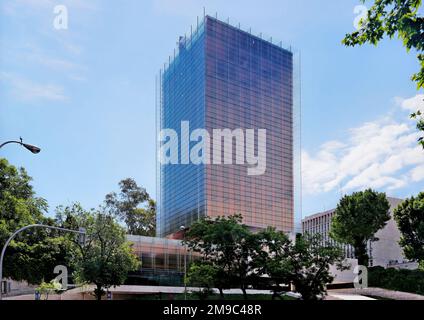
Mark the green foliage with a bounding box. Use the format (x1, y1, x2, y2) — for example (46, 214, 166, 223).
(259, 231, 347, 301)
(184, 214, 261, 299)
(368, 266, 424, 295)
(286, 234, 347, 301)
(254, 227, 292, 296)
(344, 1, 424, 147)
(330, 189, 390, 266)
(56, 204, 140, 300)
(186, 262, 218, 300)
(394, 192, 424, 264)
(187, 262, 218, 289)
(1, 160, 145, 295)
(105, 178, 156, 236)
(36, 279, 62, 300)
(0, 158, 47, 236)
(0, 158, 69, 284)
(344, 0, 423, 88)
(185, 216, 346, 301)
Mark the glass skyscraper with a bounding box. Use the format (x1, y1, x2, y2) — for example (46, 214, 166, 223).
(157, 15, 296, 237)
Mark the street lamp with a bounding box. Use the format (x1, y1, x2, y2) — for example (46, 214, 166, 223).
(0, 137, 41, 154)
(180, 225, 187, 300)
(0, 224, 86, 300)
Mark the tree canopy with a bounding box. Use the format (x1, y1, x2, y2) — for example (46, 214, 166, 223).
(344, 0, 424, 147)
(105, 178, 156, 236)
(1, 159, 145, 297)
(330, 189, 391, 266)
(184, 214, 260, 299)
(286, 234, 347, 301)
(344, 0, 423, 89)
(56, 203, 140, 300)
(184, 215, 346, 300)
(186, 262, 219, 300)
(394, 192, 424, 268)
(0, 158, 69, 284)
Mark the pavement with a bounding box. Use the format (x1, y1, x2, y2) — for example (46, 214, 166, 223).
(5, 286, 424, 301)
(327, 287, 424, 300)
(326, 293, 375, 300)
(3, 286, 276, 300)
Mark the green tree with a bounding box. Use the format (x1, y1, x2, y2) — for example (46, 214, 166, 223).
(254, 228, 292, 299)
(344, 0, 424, 146)
(56, 204, 140, 300)
(0, 158, 69, 284)
(186, 262, 218, 300)
(256, 229, 346, 300)
(394, 192, 424, 268)
(330, 189, 391, 266)
(105, 178, 156, 236)
(184, 214, 260, 299)
(287, 234, 347, 301)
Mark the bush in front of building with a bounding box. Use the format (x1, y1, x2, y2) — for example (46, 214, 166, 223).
(368, 266, 424, 295)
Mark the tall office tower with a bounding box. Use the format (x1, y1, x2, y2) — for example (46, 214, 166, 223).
(157, 15, 295, 238)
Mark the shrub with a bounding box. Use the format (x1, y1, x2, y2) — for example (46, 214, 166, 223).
(368, 267, 424, 295)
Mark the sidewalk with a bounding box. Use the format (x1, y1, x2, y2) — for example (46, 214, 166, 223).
(327, 287, 424, 300)
(6, 286, 424, 301)
(326, 293, 375, 300)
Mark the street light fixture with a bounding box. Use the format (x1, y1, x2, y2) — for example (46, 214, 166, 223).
(0, 137, 41, 154)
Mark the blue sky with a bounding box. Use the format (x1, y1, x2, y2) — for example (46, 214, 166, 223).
(0, 0, 423, 219)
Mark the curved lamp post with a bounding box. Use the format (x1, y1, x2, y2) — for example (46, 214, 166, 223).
(0, 137, 41, 154)
(0, 224, 86, 300)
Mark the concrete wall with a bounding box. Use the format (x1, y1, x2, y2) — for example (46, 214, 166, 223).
(2, 279, 37, 297)
(370, 198, 405, 267)
(329, 259, 357, 283)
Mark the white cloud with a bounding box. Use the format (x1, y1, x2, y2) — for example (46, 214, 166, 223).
(395, 94, 424, 113)
(410, 164, 424, 182)
(0, 72, 67, 101)
(302, 97, 424, 195)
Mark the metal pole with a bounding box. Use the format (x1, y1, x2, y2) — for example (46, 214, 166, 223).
(180, 226, 187, 300)
(184, 249, 187, 300)
(0, 224, 85, 300)
(0, 140, 22, 149)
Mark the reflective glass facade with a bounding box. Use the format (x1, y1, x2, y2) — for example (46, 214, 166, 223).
(157, 21, 207, 237)
(158, 16, 294, 237)
(127, 235, 196, 286)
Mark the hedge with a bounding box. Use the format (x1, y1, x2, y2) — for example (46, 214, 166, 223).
(368, 266, 424, 295)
